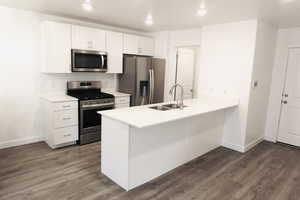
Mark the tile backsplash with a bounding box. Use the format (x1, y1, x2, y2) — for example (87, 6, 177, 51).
(40, 73, 117, 94)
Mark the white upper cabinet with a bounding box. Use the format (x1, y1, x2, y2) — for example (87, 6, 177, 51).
(123, 34, 139, 55)
(71, 25, 106, 51)
(41, 21, 154, 74)
(138, 36, 154, 56)
(42, 21, 72, 73)
(123, 34, 154, 56)
(106, 31, 123, 74)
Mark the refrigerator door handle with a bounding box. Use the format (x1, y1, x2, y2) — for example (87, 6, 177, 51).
(149, 69, 153, 104)
(151, 69, 155, 104)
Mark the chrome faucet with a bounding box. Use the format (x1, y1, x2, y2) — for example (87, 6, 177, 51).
(169, 84, 185, 109)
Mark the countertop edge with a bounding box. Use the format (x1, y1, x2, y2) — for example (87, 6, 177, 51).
(40, 94, 78, 103)
(100, 101, 238, 129)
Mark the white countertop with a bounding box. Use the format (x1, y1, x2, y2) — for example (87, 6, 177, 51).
(99, 96, 239, 128)
(40, 94, 78, 102)
(102, 89, 131, 97)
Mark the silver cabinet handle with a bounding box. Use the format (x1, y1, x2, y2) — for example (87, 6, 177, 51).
(88, 41, 93, 49)
(62, 105, 71, 108)
(64, 134, 71, 137)
(138, 48, 142, 54)
(63, 117, 71, 120)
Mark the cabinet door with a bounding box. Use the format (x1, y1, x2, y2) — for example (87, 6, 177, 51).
(53, 126, 78, 145)
(42, 21, 72, 73)
(72, 25, 106, 51)
(138, 36, 154, 56)
(106, 31, 123, 73)
(123, 34, 139, 55)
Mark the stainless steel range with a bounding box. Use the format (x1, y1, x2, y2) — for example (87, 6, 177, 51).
(67, 81, 115, 145)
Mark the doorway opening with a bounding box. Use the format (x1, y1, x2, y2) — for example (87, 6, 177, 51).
(174, 46, 199, 100)
(277, 48, 300, 147)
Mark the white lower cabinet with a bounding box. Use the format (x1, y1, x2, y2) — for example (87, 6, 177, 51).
(41, 97, 79, 149)
(115, 96, 130, 109)
(53, 126, 78, 145)
(115, 103, 130, 109)
(53, 109, 78, 129)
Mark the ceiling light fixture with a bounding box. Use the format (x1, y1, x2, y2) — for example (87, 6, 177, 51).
(197, 0, 207, 17)
(145, 13, 154, 26)
(280, 0, 295, 4)
(197, 8, 207, 16)
(82, 0, 93, 12)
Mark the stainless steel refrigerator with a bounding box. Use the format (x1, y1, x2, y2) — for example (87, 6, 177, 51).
(118, 55, 166, 106)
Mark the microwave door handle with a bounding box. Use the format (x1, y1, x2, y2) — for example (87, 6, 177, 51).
(101, 55, 104, 69)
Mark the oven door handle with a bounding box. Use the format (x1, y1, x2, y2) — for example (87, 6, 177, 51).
(81, 102, 115, 109)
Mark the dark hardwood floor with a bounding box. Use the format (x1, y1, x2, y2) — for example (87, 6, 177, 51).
(1, 141, 300, 200)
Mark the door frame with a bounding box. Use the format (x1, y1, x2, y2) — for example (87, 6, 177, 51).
(173, 45, 199, 100)
(275, 46, 300, 142)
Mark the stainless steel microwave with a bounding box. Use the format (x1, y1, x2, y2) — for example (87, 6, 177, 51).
(71, 49, 108, 72)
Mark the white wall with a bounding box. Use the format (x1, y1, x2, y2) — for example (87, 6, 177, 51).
(0, 6, 145, 149)
(198, 20, 258, 152)
(153, 29, 202, 101)
(246, 21, 277, 146)
(265, 28, 300, 142)
(154, 20, 277, 152)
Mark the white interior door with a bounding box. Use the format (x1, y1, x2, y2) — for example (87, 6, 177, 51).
(176, 48, 196, 99)
(278, 48, 300, 146)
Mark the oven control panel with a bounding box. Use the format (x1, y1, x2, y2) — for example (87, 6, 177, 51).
(80, 98, 115, 108)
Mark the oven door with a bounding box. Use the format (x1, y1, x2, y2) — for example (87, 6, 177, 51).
(72, 49, 107, 72)
(80, 102, 114, 144)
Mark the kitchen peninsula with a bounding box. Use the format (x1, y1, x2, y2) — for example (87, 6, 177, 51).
(99, 96, 239, 191)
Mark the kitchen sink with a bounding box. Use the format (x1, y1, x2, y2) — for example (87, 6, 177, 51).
(149, 105, 171, 111)
(163, 103, 187, 109)
(149, 104, 187, 111)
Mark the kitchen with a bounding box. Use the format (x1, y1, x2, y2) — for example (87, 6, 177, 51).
(1, 0, 300, 199)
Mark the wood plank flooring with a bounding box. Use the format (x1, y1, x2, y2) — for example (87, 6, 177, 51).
(1, 141, 300, 200)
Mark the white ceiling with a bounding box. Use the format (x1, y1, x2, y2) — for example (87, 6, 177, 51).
(0, 0, 300, 32)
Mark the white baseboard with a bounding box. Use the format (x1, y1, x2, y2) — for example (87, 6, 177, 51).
(222, 141, 245, 153)
(222, 137, 264, 153)
(244, 137, 264, 152)
(264, 135, 277, 143)
(0, 136, 44, 150)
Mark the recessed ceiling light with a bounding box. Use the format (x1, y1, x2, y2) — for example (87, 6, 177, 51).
(82, 0, 93, 11)
(145, 14, 154, 26)
(280, 0, 295, 4)
(197, 8, 207, 16)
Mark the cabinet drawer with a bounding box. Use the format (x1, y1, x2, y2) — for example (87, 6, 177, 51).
(115, 97, 130, 104)
(53, 126, 78, 145)
(53, 109, 78, 128)
(53, 101, 77, 111)
(115, 103, 130, 109)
